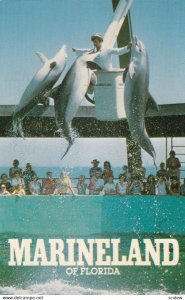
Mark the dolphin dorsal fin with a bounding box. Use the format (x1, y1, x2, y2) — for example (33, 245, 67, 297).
(129, 62, 136, 79)
(35, 52, 48, 64)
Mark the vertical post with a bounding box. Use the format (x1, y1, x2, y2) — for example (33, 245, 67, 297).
(126, 135, 142, 175)
(112, 0, 132, 68)
(103, 0, 133, 49)
(165, 137, 168, 170)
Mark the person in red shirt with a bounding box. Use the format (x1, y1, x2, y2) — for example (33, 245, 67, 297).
(43, 171, 56, 195)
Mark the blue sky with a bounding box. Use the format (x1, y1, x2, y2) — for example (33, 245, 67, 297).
(0, 0, 184, 169)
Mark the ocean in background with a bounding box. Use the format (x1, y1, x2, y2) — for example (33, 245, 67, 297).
(0, 166, 157, 179)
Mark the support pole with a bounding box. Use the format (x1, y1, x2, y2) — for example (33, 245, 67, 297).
(103, 0, 133, 49)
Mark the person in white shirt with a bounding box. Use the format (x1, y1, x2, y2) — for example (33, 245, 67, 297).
(11, 171, 25, 192)
(89, 171, 104, 195)
(155, 175, 169, 195)
(104, 176, 116, 195)
(116, 174, 129, 195)
(72, 32, 132, 71)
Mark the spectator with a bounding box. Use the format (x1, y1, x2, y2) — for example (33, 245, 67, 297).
(0, 173, 12, 192)
(0, 184, 11, 196)
(129, 176, 143, 195)
(43, 171, 56, 195)
(146, 175, 156, 195)
(104, 176, 116, 195)
(88, 175, 95, 195)
(29, 174, 42, 195)
(102, 161, 113, 184)
(180, 179, 185, 196)
(169, 176, 180, 196)
(9, 159, 22, 178)
(155, 175, 169, 195)
(116, 174, 129, 195)
(167, 151, 181, 180)
(89, 159, 102, 178)
(12, 183, 26, 196)
(54, 172, 75, 195)
(132, 159, 145, 181)
(11, 171, 25, 192)
(88, 171, 104, 195)
(122, 165, 131, 182)
(77, 175, 87, 195)
(156, 162, 167, 178)
(22, 163, 36, 194)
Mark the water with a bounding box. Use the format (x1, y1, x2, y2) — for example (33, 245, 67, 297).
(0, 165, 184, 295)
(0, 232, 185, 295)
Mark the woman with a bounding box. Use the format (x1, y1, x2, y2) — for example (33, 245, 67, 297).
(116, 174, 129, 196)
(102, 161, 113, 184)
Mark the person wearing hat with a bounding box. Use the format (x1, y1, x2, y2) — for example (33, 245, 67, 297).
(72, 32, 132, 71)
(89, 159, 102, 178)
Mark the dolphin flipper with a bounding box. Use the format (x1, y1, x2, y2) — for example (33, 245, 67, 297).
(146, 93, 159, 113)
(35, 52, 48, 64)
(86, 61, 102, 70)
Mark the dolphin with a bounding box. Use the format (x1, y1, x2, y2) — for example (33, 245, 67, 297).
(12, 45, 68, 137)
(46, 53, 98, 160)
(124, 37, 158, 164)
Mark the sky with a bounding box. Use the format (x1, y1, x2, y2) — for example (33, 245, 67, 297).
(0, 0, 185, 169)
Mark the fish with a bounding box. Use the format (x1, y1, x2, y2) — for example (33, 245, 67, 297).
(124, 36, 158, 164)
(12, 45, 68, 137)
(46, 53, 98, 160)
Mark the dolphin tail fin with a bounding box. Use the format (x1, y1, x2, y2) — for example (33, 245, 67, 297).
(146, 93, 159, 113)
(35, 52, 48, 64)
(58, 122, 76, 160)
(61, 142, 73, 160)
(12, 117, 25, 139)
(152, 150, 157, 169)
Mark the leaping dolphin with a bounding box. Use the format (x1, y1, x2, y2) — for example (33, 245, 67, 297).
(46, 53, 98, 160)
(12, 45, 68, 137)
(124, 37, 158, 164)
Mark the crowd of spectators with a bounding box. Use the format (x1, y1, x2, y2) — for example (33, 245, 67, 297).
(0, 152, 184, 197)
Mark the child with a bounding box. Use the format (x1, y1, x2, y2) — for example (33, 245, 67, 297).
(77, 175, 87, 195)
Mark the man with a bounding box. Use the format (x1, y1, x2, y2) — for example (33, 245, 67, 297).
(9, 159, 22, 178)
(167, 151, 181, 180)
(43, 171, 56, 195)
(73, 32, 132, 71)
(88, 171, 104, 195)
(156, 162, 167, 178)
(89, 159, 102, 178)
